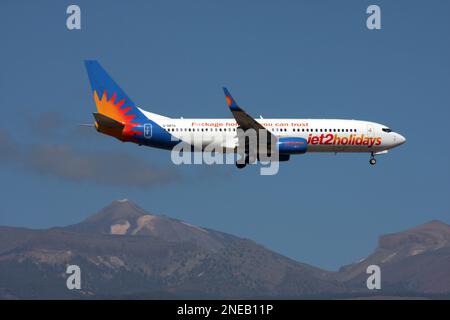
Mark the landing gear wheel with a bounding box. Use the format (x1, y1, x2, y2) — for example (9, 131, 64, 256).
(236, 162, 246, 169)
(369, 158, 376, 166)
(236, 154, 248, 169)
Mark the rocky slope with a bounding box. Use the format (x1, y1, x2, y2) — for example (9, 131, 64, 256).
(1, 200, 449, 299)
(0, 200, 340, 299)
(337, 220, 450, 296)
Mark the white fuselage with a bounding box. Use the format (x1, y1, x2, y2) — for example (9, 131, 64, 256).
(144, 112, 406, 154)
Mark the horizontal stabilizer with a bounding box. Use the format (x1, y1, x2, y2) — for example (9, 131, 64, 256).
(92, 112, 124, 140)
(93, 113, 124, 129)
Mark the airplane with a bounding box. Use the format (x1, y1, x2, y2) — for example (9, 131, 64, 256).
(84, 60, 406, 168)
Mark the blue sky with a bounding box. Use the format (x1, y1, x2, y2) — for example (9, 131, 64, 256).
(1, 0, 449, 270)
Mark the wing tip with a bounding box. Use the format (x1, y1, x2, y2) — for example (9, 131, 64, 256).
(222, 87, 240, 111)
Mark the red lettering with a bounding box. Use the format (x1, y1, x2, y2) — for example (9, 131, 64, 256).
(375, 137, 382, 145)
(319, 134, 325, 144)
(323, 134, 334, 145)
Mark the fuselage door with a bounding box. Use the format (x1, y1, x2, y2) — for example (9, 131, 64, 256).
(367, 124, 374, 137)
(144, 123, 152, 138)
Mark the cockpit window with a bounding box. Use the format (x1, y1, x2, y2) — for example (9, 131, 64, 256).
(382, 128, 392, 133)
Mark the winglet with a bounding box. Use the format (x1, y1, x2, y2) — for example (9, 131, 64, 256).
(222, 87, 241, 111)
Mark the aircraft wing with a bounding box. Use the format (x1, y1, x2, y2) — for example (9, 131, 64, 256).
(222, 87, 275, 141)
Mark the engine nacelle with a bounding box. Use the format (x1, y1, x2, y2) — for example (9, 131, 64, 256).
(277, 137, 308, 154)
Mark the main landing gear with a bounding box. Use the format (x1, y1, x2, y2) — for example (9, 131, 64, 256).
(369, 152, 377, 166)
(236, 154, 250, 169)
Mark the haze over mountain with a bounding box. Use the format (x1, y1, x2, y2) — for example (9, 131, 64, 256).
(0, 200, 449, 299)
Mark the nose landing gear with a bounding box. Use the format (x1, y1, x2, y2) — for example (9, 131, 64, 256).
(369, 152, 377, 166)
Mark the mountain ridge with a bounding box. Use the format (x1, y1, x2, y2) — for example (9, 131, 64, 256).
(0, 200, 339, 299)
(1, 199, 449, 299)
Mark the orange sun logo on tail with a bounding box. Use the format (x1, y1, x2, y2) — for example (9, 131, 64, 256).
(93, 90, 143, 141)
(93, 90, 138, 127)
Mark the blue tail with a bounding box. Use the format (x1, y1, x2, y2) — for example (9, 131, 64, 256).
(84, 60, 147, 124)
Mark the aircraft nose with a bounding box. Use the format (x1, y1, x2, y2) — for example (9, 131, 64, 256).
(396, 133, 406, 145)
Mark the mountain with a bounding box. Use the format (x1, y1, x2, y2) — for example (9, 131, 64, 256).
(64, 199, 225, 252)
(337, 220, 450, 297)
(0, 200, 340, 299)
(1, 200, 450, 299)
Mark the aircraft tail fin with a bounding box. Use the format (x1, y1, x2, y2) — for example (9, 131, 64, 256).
(84, 60, 147, 126)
